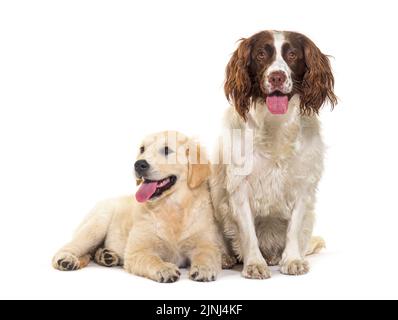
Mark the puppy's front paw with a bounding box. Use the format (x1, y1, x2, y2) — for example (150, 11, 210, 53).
(155, 263, 181, 283)
(280, 259, 309, 276)
(189, 265, 218, 282)
(242, 262, 271, 279)
(53, 252, 80, 271)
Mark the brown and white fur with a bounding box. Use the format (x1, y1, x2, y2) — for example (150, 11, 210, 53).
(210, 30, 336, 279)
(52, 131, 222, 283)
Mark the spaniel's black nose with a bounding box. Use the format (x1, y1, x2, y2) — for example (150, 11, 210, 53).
(135, 160, 150, 176)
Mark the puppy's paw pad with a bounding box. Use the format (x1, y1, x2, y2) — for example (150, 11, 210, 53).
(222, 254, 237, 270)
(94, 248, 120, 267)
(156, 264, 181, 283)
(242, 263, 271, 279)
(53, 253, 80, 271)
(189, 265, 217, 282)
(280, 259, 309, 276)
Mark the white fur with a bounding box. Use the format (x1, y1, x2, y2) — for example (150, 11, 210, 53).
(210, 94, 324, 277)
(264, 31, 293, 94)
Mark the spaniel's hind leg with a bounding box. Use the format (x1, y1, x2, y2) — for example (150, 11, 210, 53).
(306, 236, 325, 256)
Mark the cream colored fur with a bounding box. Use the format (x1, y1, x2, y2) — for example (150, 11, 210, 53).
(53, 131, 222, 283)
(210, 95, 325, 279)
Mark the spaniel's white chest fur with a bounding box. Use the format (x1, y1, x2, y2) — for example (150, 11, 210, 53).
(247, 149, 292, 218)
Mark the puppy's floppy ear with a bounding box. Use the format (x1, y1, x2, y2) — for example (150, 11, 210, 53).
(224, 38, 252, 121)
(300, 35, 338, 114)
(187, 143, 211, 189)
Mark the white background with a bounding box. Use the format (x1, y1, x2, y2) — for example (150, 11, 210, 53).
(1, 0, 397, 300)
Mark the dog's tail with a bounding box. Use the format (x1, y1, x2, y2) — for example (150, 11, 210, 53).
(306, 236, 326, 256)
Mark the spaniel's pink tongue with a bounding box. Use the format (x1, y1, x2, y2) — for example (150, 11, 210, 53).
(266, 96, 289, 115)
(135, 182, 158, 203)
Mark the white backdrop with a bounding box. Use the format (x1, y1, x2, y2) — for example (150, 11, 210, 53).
(1, 0, 397, 300)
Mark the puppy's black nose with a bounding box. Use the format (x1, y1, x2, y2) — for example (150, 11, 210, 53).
(135, 160, 150, 176)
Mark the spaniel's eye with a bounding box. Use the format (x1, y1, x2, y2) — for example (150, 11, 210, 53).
(257, 51, 267, 60)
(140, 146, 145, 154)
(288, 51, 297, 60)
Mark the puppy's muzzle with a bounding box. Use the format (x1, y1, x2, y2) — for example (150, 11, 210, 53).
(135, 160, 150, 177)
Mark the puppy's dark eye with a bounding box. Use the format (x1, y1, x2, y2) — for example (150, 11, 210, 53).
(140, 146, 145, 154)
(162, 146, 173, 156)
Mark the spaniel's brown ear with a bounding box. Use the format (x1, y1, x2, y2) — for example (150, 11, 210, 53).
(187, 143, 210, 189)
(224, 38, 253, 120)
(300, 35, 337, 115)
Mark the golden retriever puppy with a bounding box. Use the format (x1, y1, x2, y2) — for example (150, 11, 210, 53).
(52, 131, 222, 282)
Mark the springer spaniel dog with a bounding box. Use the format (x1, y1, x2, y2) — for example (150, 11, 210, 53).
(210, 30, 337, 278)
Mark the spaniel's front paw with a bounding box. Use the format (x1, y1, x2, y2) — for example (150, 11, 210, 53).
(280, 259, 309, 276)
(242, 262, 271, 279)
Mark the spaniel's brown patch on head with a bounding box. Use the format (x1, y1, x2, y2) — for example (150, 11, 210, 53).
(284, 32, 337, 115)
(224, 31, 275, 120)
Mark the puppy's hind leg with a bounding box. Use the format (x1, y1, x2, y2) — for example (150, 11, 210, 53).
(52, 201, 114, 271)
(94, 248, 121, 267)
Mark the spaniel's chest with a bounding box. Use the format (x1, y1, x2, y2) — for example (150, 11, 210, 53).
(246, 149, 295, 216)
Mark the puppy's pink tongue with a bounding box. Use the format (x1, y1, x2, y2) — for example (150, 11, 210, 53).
(266, 96, 289, 115)
(135, 182, 158, 203)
